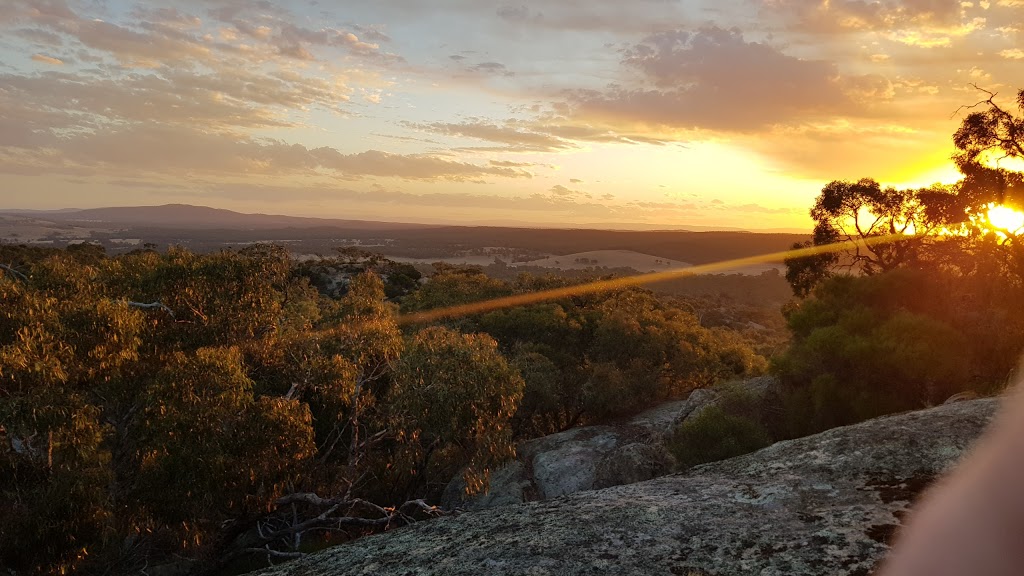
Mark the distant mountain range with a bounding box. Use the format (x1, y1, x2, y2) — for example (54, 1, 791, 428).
(0, 204, 808, 233)
(0, 204, 436, 231)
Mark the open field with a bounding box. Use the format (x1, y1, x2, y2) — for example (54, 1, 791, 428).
(0, 206, 809, 273)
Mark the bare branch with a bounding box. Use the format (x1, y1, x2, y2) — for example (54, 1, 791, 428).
(126, 301, 176, 318)
(240, 547, 305, 560)
(950, 83, 998, 119)
(275, 492, 345, 507)
(0, 264, 27, 282)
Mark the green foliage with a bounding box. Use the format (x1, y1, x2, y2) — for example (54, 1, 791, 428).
(667, 404, 772, 470)
(294, 247, 422, 300)
(0, 394, 113, 574)
(509, 350, 569, 437)
(581, 290, 767, 419)
(400, 264, 513, 320)
(130, 347, 314, 533)
(1, 247, 412, 573)
(783, 178, 953, 296)
(402, 268, 767, 433)
(0, 237, 789, 574)
(773, 271, 981, 437)
(785, 90, 1024, 300)
(773, 89, 1024, 439)
(390, 327, 524, 496)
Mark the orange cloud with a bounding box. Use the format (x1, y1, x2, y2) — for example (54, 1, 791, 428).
(30, 53, 62, 65)
(562, 27, 882, 133)
(0, 124, 534, 182)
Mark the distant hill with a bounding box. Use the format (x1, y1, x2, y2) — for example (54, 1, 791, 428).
(0, 204, 810, 234)
(6, 204, 437, 231)
(377, 226, 810, 265)
(0, 205, 810, 264)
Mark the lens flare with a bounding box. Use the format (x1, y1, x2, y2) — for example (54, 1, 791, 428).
(398, 233, 910, 325)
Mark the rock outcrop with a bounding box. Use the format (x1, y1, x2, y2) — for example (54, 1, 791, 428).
(443, 376, 777, 510)
(259, 397, 999, 576)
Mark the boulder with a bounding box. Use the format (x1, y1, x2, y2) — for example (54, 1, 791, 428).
(443, 376, 778, 510)
(258, 398, 999, 576)
(442, 424, 665, 509)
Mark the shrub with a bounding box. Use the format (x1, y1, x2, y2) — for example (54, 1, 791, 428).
(667, 405, 772, 470)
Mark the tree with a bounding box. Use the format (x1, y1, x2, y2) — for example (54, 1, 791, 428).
(773, 270, 975, 437)
(389, 327, 524, 497)
(400, 265, 513, 321)
(582, 289, 766, 419)
(783, 178, 953, 296)
(0, 258, 139, 573)
(952, 87, 1024, 237)
(0, 247, 452, 573)
(129, 348, 314, 539)
(954, 88, 1024, 172)
(787, 87, 1024, 298)
(668, 405, 772, 470)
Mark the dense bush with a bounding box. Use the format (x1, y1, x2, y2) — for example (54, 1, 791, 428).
(404, 268, 768, 431)
(772, 267, 1020, 437)
(775, 88, 1024, 436)
(0, 244, 763, 574)
(667, 405, 772, 470)
(390, 327, 524, 496)
(0, 246, 519, 574)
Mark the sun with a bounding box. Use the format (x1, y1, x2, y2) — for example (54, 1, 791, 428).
(986, 204, 1024, 234)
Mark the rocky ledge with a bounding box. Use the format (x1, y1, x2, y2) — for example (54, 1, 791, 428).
(442, 377, 777, 510)
(258, 397, 999, 576)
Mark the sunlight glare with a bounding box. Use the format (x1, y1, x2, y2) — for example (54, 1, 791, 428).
(987, 204, 1024, 234)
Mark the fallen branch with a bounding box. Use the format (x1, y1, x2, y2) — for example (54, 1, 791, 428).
(126, 301, 175, 318)
(207, 493, 448, 573)
(0, 264, 27, 282)
(240, 547, 305, 560)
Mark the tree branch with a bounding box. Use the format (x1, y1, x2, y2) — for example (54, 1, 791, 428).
(126, 301, 176, 318)
(0, 264, 27, 282)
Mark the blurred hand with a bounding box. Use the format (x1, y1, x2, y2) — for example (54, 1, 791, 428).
(879, 384, 1024, 576)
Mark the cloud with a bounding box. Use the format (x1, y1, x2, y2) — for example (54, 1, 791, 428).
(30, 53, 63, 65)
(0, 69, 345, 133)
(352, 23, 391, 43)
(740, 121, 950, 181)
(407, 120, 571, 151)
(199, 182, 621, 219)
(6, 0, 402, 70)
(489, 0, 689, 33)
(563, 27, 877, 133)
(496, 5, 538, 23)
(762, 0, 965, 33)
(129, 7, 202, 29)
(269, 22, 402, 63)
(999, 48, 1024, 59)
(0, 121, 534, 182)
(407, 117, 681, 151)
(13, 28, 63, 45)
(710, 202, 802, 215)
(469, 61, 514, 76)
(549, 184, 590, 198)
(759, 0, 1000, 50)
(491, 160, 537, 167)
(58, 17, 213, 68)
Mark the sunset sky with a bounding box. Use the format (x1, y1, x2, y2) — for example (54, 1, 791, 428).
(1, 0, 1022, 230)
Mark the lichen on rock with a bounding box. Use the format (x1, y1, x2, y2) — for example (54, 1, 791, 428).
(258, 398, 999, 576)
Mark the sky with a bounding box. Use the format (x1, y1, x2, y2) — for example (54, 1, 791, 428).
(0, 0, 1021, 231)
